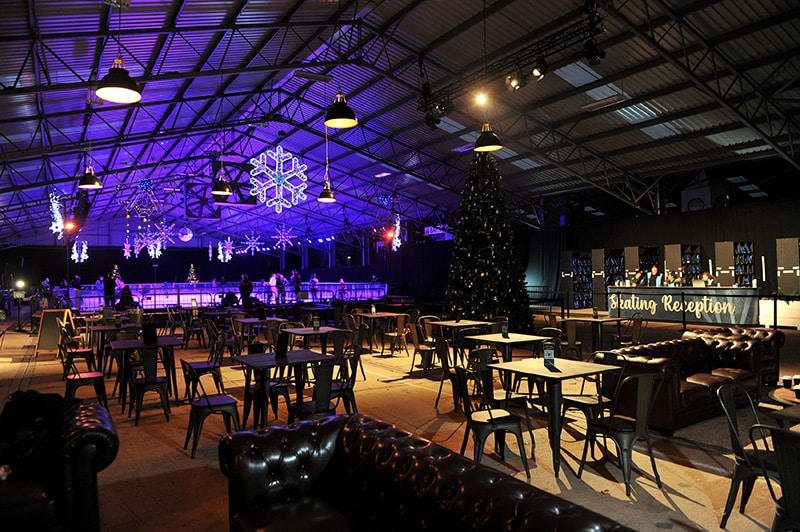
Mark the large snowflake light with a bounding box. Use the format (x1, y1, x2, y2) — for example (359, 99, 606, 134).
(218, 237, 234, 262)
(49, 192, 64, 240)
(249, 146, 308, 213)
(241, 231, 262, 255)
(392, 213, 403, 252)
(272, 223, 296, 250)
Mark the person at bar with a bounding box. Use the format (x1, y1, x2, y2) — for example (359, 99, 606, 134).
(646, 264, 664, 287)
(701, 271, 718, 287)
(629, 269, 645, 286)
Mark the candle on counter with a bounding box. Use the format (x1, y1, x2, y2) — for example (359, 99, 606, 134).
(762, 255, 766, 282)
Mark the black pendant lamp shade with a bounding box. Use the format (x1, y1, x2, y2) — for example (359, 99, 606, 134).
(473, 122, 502, 152)
(324, 92, 358, 129)
(78, 165, 102, 189)
(212, 168, 232, 196)
(96, 58, 141, 104)
(317, 179, 336, 203)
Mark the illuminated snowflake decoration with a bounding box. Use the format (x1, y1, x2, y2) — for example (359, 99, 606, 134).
(271, 223, 296, 250)
(49, 192, 64, 240)
(218, 237, 234, 263)
(123, 237, 132, 259)
(154, 221, 175, 249)
(379, 193, 392, 207)
(208, 243, 213, 261)
(241, 231, 262, 256)
(71, 240, 89, 263)
(249, 146, 308, 213)
(392, 213, 403, 252)
(133, 229, 164, 259)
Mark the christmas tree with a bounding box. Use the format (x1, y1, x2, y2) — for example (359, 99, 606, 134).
(187, 264, 198, 283)
(112, 264, 122, 281)
(445, 153, 530, 331)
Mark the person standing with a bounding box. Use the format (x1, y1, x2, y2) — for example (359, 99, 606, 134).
(69, 274, 82, 312)
(268, 273, 277, 305)
(277, 273, 286, 304)
(309, 273, 319, 302)
(239, 274, 253, 308)
(103, 271, 116, 308)
(290, 269, 302, 302)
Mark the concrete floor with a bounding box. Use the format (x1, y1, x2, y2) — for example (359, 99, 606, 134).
(1, 308, 798, 531)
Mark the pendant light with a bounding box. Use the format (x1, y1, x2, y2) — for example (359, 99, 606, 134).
(473, 1, 502, 153)
(96, 6, 141, 104)
(324, 92, 357, 129)
(78, 111, 103, 189)
(78, 162, 103, 189)
(212, 166, 232, 196)
(318, 126, 337, 203)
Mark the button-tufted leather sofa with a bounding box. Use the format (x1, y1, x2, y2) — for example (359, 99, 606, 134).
(680, 326, 784, 387)
(0, 392, 119, 532)
(218, 413, 633, 532)
(595, 329, 780, 435)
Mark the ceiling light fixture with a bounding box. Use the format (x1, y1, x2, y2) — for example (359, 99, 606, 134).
(531, 56, 548, 81)
(324, 92, 358, 129)
(96, 6, 141, 104)
(473, 1, 502, 153)
(505, 69, 528, 91)
(212, 167, 232, 196)
(583, 39, 606, 65)
(78, 163, 102, 189)
(318, 126, 337, 203)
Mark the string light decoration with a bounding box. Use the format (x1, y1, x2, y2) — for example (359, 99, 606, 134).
(208, 243, 213, 261)
(71, 240, 89, 263)
(217, 237, 234, 262)
(271, 223, 296, 250)
(123, 237, 132, 259)
(249, 146, 308, 213)
(49, 192, 64, 240)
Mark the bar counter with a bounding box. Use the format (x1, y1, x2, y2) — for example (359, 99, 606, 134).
(607, 286, 759, 325)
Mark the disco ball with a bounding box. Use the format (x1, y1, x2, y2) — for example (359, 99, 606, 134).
(178, 226, 193, 242)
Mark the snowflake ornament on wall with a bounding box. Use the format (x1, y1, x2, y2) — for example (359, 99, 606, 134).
(249, 146, 308, 213)
(241, 231, 262, 256)
(271, 223, 296, 250)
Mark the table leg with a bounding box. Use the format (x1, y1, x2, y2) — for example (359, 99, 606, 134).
(240, 366, 253, 428)
(503, 344, 512, 363)
(546, 380, 564, 477)
(163, 346, 178, 403)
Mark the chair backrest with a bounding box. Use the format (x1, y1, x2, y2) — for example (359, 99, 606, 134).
(536, 327, 563, 340)
(717, 382, 764, 461)
(592, 351, 627, 396)
(136, 347, 163, 384)
(328, 330, 347, 361)
(311, 360, 335, 409)
(274, 331, 290, 357)
(338, 344, 362, 387)
(418, 315, 439, 340)
(563, 320, 579, 345)
(610, 372, 663, 438)
(247, 341, 265, 354)
(181, 359, 221, 405)
(750, 424, 800, 527)
(407, 308, 420, 324)
(453, 366, 497, 422)
(435, 337, 453, 371)
(408, 323, 423, 350)
(628, 313, 645, 344)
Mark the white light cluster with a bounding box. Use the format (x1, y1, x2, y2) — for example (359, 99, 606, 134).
(71, 240, 89, 263)
(49, 192, 64, 240)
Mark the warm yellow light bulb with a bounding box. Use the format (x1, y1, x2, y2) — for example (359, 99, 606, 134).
(475, 92, 488, 106)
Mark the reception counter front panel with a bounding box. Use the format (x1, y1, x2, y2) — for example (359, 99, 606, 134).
(607, 286, 759, 325)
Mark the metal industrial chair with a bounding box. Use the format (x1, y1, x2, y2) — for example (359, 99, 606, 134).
(453, 365, 531, 479)
(717, 382, 780, 529)
(58, 322, 108, 406)
(434, 337, 461, 412)
(577, 372, 664, 496)
(611, 312, 644, 348)
(127, 346, 171, 426)
(560, 319, 584, 360)
(287, 359, 337, 422)
(750, 423, 800, 532)
(182, 361, 240, 458)
(381, 313, 411, 357)
(56, 317, 97, 379)
(181, 332, 226, 401)
(408, 322, 437, 376)
(330, 343, 363, 413)
(178, 308, 205, 349)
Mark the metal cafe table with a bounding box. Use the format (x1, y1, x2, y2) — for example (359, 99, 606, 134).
(232, 349, 332, 428)
(108, 335, 184, 413)
(280, 326, 347, 354)
(354, 312, 402, 353)
(464, 332, 551, 362)
(488, 357, 622, 477)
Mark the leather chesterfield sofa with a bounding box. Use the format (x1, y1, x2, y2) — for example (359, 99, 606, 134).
(0, 392, 119, 532)
(596, 333, 769, 435)
(218, 413, 632, 532)
(680, 326, 784, 386)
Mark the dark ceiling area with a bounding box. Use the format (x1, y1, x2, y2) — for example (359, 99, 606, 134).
(1, 0, 799, 253)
